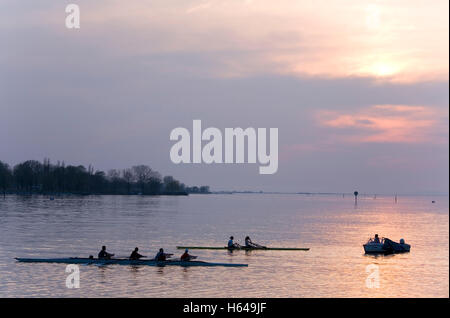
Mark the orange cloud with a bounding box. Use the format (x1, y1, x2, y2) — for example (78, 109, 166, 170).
(318, 105, 447, 144)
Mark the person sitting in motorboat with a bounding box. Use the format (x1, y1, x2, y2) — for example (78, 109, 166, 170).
(129, 247, 144, 260)
(180, 248, 196, 261)
(155, 248, 172, 261)
(228, 236, 241, 249)
(373, 234, 380, 243)
(244, 236, 265, 248)
(98, 246, 114, 259)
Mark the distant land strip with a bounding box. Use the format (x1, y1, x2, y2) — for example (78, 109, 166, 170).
(0, 159, 210, 196)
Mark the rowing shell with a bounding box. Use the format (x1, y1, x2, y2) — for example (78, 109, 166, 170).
(15, 258, 248, 267)
(176, 246, 310, 251)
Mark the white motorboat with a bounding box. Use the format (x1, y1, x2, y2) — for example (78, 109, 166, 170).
(363, 236, 410, 254)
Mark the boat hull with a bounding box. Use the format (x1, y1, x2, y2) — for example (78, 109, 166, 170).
(176, 246, 309, 251)
(363, 242, 411, 254)
(363, 243, 386, 254)
(15, 258, 248, 267)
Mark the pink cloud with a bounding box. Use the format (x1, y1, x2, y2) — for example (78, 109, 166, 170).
(317, 105, 447, 144)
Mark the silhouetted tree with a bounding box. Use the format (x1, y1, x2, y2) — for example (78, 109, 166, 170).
(0, 161, 12, 197)
(164, 176, 182, 193)
(200, 186, 210, 193)
(132, 165, 153, 194)
(54, 161, 66, 192)
(107, 169, 121, 194)
(13, 160, 42, 192)
(122, 168, 134, 194)
(42, 158, 54, 193)
(147, 171, 162, 194)
(187, 186, 200, 193)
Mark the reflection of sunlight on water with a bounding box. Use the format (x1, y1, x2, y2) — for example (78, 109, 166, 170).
(0, 194, 448, 297)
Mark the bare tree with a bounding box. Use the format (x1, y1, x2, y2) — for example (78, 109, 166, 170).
(122, 168, 134, 194)
(107, 169, 121, 194)
(0, 161, 12, 197)
(132, 165, 153, 194)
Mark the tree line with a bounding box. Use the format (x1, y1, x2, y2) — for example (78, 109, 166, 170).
(0, 159, 210, 196)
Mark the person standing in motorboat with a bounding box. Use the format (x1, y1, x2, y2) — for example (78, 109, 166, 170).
(373, 234, 380, 243)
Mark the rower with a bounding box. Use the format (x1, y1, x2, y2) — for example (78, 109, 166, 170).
(227, 236, 241, 249)
(180, 248, 196, 261)
(244, 236, 264, 248)
(129, 247, 144, 260)
(98, 246, 114, 259)
(155, 248, 168, 261)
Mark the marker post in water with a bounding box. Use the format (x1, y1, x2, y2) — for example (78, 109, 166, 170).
(354, 191, 359, 205)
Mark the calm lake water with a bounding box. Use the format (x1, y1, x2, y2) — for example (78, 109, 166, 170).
(0, 194, 448, 297)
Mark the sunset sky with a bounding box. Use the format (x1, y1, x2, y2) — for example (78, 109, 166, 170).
(1, 0, 448, 194)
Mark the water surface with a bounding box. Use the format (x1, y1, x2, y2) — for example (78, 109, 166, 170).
(0, 194, 448, 297)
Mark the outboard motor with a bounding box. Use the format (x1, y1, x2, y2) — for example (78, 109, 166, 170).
(400, 238, 405, 244)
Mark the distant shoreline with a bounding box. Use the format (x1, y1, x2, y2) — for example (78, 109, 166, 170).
(210, 191, 449, 197)
(1, 191, 191, 196)
(0, 159, 210, 196)
(2, 192, 446, 198)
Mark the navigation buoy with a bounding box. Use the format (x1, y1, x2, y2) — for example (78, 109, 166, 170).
(354, 191, 358, 205)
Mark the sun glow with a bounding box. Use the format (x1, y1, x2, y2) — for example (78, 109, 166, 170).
(369, 62, 400, 77)
(56, 0, 447, 82)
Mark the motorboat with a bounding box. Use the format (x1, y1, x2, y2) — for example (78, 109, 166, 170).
(363, 236, 410, 254)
